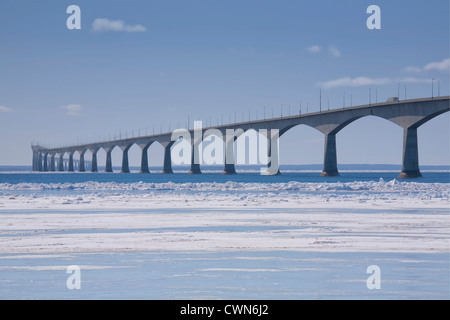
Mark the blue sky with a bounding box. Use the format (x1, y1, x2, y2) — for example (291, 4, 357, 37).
(0, 0, 449, 166)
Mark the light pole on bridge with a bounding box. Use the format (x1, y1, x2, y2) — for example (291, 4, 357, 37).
(431, 78, 435, 99)
(438, 79, 440, 97)
(343, 92, 346, 109)
(320, 89, 322, 113)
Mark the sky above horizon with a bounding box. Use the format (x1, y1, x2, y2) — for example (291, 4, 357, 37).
(0, 0, 449, 167)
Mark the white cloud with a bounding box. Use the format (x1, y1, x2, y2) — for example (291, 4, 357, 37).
(318, 76, 431, 88)
(423, 58, 450, 72)
(329, 46, 341, 57)
(398, 77, 432, 84)
(403, 58, 450, 73)
(403, 66, 422, 73)
(60, 104, 83, 116)
(92, 18, 147, 33)
(307, 45, 322, 53)
(0, 106, 12, 112)
(318, 76, 391, 89)
(306, 45, 341, 57)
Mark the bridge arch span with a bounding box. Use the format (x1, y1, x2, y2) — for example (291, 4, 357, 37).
(279, 122, 322, 137)
(410, 108, 449, 129)
(337, 115, 403, 166)
(278, 124, 324, 169)
(417, 112, 450, 166)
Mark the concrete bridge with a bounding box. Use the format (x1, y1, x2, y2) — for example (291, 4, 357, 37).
(32, 96, 450, 178)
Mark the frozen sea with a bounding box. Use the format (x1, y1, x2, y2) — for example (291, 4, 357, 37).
(0, 167, 449, 300)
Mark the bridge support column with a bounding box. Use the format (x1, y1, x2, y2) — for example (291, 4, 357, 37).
(140, 147, 149, 173)
(398, 127, 422, 179)
(32, 151, 38, 171)
(38, 153, 43, 172)
(50, 154, 55, 171)
(43, 153, 48, 172)
(223, 161, 236, 175)
(189, 141, 202, 174)
(321, 133, 339, 177)
(223, 135, 236, 175)
(91, 150, 98, 172)
(79, 150, 86, 172)
(161, 142, 174, 174)
(120, 145, 131, 173)
(68, 153, 74, 172)
(58, 154, 64, 172)
(139, 143, 152, 173)
(105, 149, 113, 173)
(262, 129, 281, 175)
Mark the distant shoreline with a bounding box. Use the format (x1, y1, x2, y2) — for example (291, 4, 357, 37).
(1, 164, 449, 172)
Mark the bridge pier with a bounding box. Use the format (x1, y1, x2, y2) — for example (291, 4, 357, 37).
(79, 150, 86, 172)
(223, 135, 236, 175)
(58, 153, 64, 172)
(91, 149, 98, 172)
(105, 148, 113, 172)
(140, 146, 149, 173)
(398, 127, 422, 179)
(34, 151, 39, 172)
(43, 153, 48, 172)
(263, 129, 281, 175)
(50, 154, 55, 171)
(68, 153, 74, 172)
(120, 145, 131, 173)
(139, 143, 152, 173)
(38, 153, 43, 172)
(189, 141, 202, 174)
(32, 151, 38, 171)
(223, 163, 236, 175)
(161, 142, 174, 174)
(321, 133, 339, 177)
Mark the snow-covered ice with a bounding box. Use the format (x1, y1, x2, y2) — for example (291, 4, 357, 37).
(0, 178, 448, 299)
(0, 179, 448, 210)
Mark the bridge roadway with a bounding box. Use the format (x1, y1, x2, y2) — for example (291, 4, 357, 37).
(32, 96, 450, 178)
